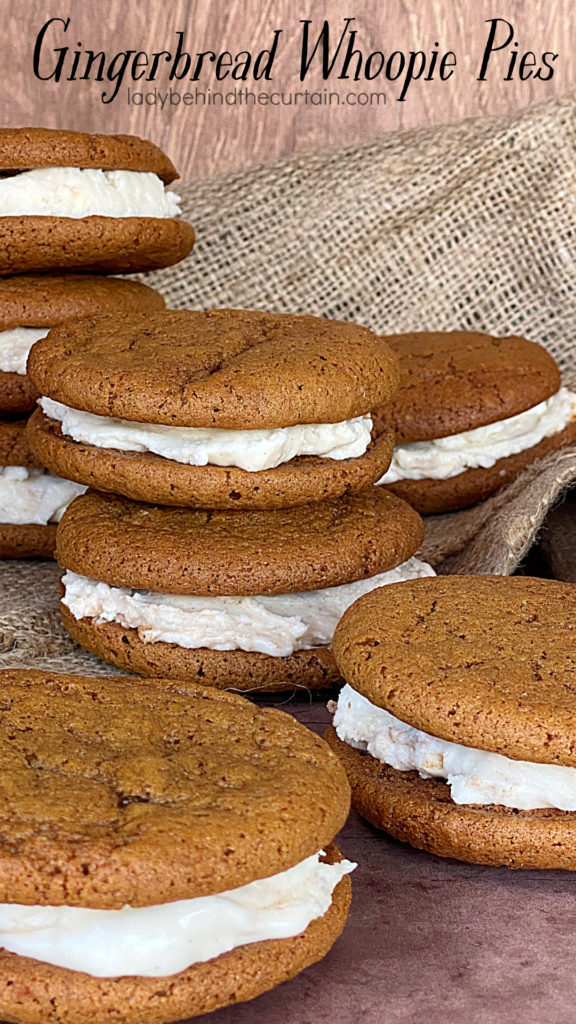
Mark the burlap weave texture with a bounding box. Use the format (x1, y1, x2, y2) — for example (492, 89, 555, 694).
(1, 96, 576, 671)
(150, 97, 576, 377)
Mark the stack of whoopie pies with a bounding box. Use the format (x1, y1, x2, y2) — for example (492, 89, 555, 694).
(25, 307, 436, 691)
(0, 127, 195, 558)
(0, 130, 371, 1019)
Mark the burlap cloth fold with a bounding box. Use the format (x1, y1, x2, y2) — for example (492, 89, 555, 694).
(2, 95, 576, 670)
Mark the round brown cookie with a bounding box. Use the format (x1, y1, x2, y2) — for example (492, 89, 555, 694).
(0, 127, 178, 183)
(0, 522, 56, 559)
(0, 275, 166, 414)
(326, 728, 576, 870)
(28, 407, 395, 509)
(332, 575, 576, 766)
(29, 309, 400, 428)
(0, 670, 350, 905)
(56, 488, 424, 595)
(384, 418, 576, 514)
(382, 330, 561, 442)
(0, 216, 195, 275)
(0, 848, 350, 1024)
(0, 274, 166, 331)
(0, 417, 38, 465)
(59, 602, 342, 691)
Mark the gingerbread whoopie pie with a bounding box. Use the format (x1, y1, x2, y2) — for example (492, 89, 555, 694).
(0, 274, 165, 414)
(0, 128, 194, 274)
(0, 417, 84, 558)
(327, 575, 576, 870)
(27, 309, 401, 509)
(55, 487, 434, 691)
(0, 669, 353, 1024)
(377, 331, 576, 514)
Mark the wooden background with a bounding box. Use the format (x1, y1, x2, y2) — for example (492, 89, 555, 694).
(1, 0, 574, 180)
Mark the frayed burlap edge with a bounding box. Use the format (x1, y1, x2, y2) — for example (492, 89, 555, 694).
(421, 442, 576, 574)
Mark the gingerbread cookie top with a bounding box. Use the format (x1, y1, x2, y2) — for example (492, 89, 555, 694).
(57, 487, 424, 596)
(333, 575, 576, 766)
(28, 309, 400, 429)
(0, 669, 349, 907)
(0, 275, 165, 331)
(0, 128, 178, 183)
(383, 331, 560, 442)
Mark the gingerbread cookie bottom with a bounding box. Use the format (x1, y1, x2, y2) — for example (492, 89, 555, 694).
(0, 418, 38, 465)
(0, 215, 195, 275)
(0, 371, 37, 414)
(0, 848, 350, 1024)
(0, 273, 165, 330)
(29, 410, 396, 509)
(326, 728, 576, 869)
(59, 601, 341, 692)
(0, 523, 56, 558)
(382, 418, 576, 515)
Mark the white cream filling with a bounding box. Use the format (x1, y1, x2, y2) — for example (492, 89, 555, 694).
(0, 852, 355, 978)
(0, 167, 181, 219)
(378, 386, 576, 483)
(40, 397, 374, 472)
(0, 467, 86, 525)
(0, 327, 50, 374)
(333, 684, 576, 811)
(61, 557, 436, 658)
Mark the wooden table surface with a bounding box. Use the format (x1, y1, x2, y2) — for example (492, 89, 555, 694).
(2, 0, 574, 180)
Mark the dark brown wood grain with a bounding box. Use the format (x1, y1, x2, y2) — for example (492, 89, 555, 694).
(0, 0, 572, 180)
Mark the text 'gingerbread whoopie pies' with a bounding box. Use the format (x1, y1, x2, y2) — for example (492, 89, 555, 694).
(27, 308, 401, 509)
(327, 575, 576, 870)
(55, 487, 433, 691)
(377, 330, 576, 514)
(0, 127, 195, 274)
(0, 670, 353, 1024)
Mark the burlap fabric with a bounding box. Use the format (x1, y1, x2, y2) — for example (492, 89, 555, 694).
(1, 95, 576, 671)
